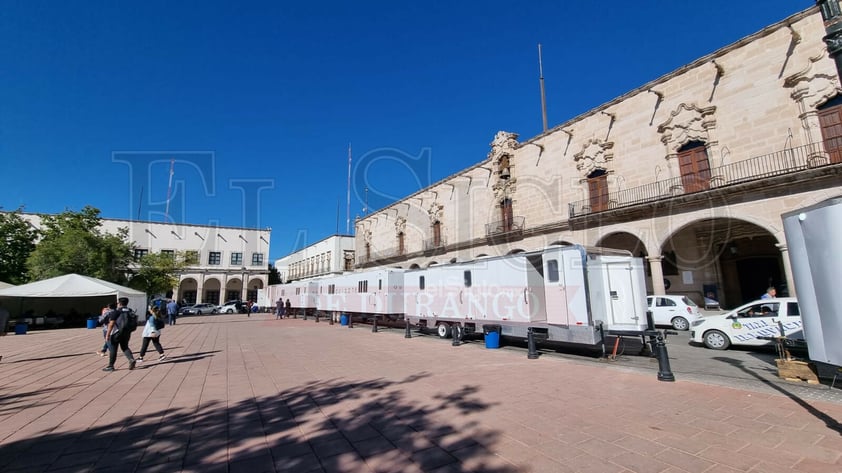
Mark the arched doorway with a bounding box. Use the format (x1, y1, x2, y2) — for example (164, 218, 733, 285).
(660, 218, 784, 308)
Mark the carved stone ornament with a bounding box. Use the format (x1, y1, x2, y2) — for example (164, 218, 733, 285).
(395, 217, 406, 233)
(487, 131, 519, 162)
(573, 138, 614, 176)
(427, 202, 443, 222)
(784, 50, 841, 109)
(657, 103, 717, 153)
(491, 176, 517, 201)
(363, 229, 372, 243)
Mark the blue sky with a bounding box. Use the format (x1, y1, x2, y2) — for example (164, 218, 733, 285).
(0, 1, 814, 261)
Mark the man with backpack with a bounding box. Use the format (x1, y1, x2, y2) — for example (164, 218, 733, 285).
(102, 297, 138, 372)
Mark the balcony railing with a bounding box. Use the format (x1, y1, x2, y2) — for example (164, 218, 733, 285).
(569, 142, 835, 217)
(485, 216, 525, 237)
(423, 235, 447, 251)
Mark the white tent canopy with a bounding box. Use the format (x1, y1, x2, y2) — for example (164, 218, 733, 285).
(0, 274, 147, 325)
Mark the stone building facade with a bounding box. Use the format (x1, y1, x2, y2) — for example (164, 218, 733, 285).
(275, 235, 355, 283)
(354, 6, 842, 309)
(22, 214, 271, 305)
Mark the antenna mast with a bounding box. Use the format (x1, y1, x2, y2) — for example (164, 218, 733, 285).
(164, 159, 174, 222)
(538, 43, 548, 132)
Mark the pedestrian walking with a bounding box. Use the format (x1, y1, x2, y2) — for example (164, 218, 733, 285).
(102, 297, 137, 372)
(137, 310, 166, 363)
(166, 299, 178, 326)
(275, 298, 283, 319)
(285, 298, 292, 318)
(96, 302, 116, 356)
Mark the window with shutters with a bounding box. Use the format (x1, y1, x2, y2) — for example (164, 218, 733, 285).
(587, 170, 609, 212)
(677, 141, 711, 192)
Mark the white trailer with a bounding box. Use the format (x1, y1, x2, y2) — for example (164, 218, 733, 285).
(317, 268, 405, 321)
(272, 279, 319, 316)
(782, 196, 842, 366)
(404, 245, 648, 344)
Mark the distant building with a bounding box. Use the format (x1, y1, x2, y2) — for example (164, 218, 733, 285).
(354, 6, 842, 309)
(20, 214, 271, 305)
(274, 235, 354, 282)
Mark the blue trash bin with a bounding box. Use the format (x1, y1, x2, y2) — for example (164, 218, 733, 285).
(15, 323, 28, 335)
(483, 325, 500, 349)
(340, 314, 349, 326)
(86, 318, 97, 329)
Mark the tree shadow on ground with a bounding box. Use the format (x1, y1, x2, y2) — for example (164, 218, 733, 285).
(713, 356, 842, 436)
(0, 372, 517, 472)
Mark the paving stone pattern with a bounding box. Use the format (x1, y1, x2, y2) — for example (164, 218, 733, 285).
(1, 313, 841, 472)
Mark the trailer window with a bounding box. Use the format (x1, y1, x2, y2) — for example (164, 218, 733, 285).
(464, 270, 472, 288)
(547, 259, 559, 282)
(295, 288, 300, 295)
(379, 279, 382, 290)
(328, 284, 335, 295)
(419, 276, 425, 290)
(787, 302, 800, 316)
(358, 280, 368, 293)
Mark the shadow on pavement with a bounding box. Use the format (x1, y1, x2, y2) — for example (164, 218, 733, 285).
(0, 371, 517, 472)
(713, 356, 842, 436)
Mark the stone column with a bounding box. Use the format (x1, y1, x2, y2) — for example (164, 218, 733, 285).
(197, 272, 205, 304)
(648, 255, 666, 295)
(241, 272, 248, 301)
(777, 243, 796, 298)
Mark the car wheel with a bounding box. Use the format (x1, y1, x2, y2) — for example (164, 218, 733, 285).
(437, 323, 452, 339)
(671, 316, 690, 331)
(703, 330, 731, 350)
(226, 309, 234, 314)
(211, 309, 217, 314)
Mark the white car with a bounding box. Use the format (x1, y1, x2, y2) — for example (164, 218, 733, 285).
(647, 295, 702, 331)
(690, 297, 803, 350)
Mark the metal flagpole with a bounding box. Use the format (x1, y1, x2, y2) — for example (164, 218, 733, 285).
(538, 43, 548, 132)
(164, 159, 175, 222)
(346, 143, 352, 234)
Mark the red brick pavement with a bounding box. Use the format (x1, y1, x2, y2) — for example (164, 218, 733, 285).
(0, 313, 841, 472)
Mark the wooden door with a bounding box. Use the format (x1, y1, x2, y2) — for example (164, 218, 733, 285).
(818, 106, 842, 164)
(587, 173, 609, 212)
(677, 143, 711, 192)
(501, 199, 513, 232)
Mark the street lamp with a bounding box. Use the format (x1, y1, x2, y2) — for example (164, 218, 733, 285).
(817, 0, 842, 77)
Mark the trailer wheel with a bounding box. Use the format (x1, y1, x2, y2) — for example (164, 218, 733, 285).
(671, 316, 689, 331)
(437, 323, 452, 339)
(703, 330, 730, 350)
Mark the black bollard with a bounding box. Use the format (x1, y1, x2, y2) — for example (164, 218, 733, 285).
(645, 310, 675, 382)
(527, 327, 540, 359)
(451, 324, 462, 346)
(371, 315, 378, 333)
(348, 314, 354, 328)
(329, 312, 334, 325)
(303, 310, 308, 321)
(404, 319, 412, 338)
(315, 312, 320, 323)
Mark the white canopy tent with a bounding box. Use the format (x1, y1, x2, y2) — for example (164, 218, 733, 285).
(0, 274, 147, 327)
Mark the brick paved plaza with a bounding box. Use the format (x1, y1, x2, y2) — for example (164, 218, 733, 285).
(1, 313, 841, 472)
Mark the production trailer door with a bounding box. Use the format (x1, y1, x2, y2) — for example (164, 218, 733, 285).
(590, 254, 647, 332)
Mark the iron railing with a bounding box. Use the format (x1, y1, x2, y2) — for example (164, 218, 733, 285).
(423, 235, 447, 251)
(485, 216, 525, 237)
(569, 142, 834, 217)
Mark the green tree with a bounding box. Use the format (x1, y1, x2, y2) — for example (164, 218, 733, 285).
(0, 209, 39, 284)
(268, 264, 282, 285)
(129, 251, 188, 298)
(26, 206, 134, 283)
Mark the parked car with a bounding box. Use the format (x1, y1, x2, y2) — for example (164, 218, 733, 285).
(217, 300, 248, 314)
(647, 295, 702, 331)
(181, 303, 217, 315)
(690, 297, 803, 350)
